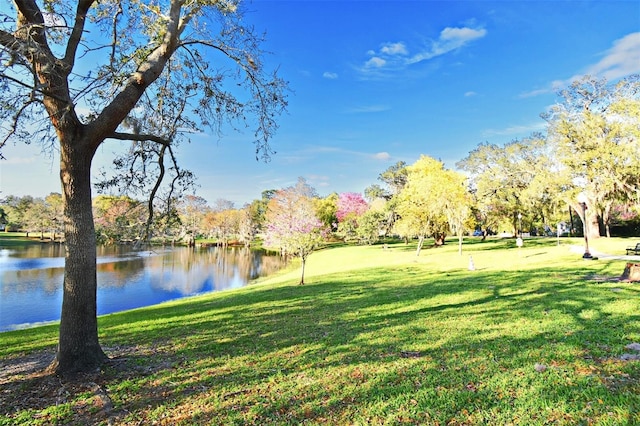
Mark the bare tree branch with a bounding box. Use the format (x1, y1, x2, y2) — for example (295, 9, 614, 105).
(63, 0, 95, 70)
(108, 132, 171, 146)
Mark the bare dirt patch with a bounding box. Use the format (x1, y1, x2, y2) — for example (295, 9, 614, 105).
(0, 345, 179, 425)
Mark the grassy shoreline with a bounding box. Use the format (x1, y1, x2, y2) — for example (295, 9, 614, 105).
(1, 237, 639, 425)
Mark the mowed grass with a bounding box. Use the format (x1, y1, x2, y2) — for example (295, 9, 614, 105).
(1, 237, 639, 425)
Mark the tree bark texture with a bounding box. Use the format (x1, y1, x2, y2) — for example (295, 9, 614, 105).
(49, 135, 106, 375)
(573, 202, 601, 240)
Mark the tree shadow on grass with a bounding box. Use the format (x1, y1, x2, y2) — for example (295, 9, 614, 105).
(108, 265, 639, 423)
(2, 262, 639, 424)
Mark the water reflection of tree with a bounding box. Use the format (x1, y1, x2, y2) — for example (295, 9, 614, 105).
(97, 258, 146, 289)
(2, 246, 285, 300)
(12, 244, 65, 259)
(144, 247, 285, 295)
(254, 253, 288, 278)
(3, 269, 63, 295)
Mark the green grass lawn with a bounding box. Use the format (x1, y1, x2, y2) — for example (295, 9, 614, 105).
(0, 232, 48, 246)
(1, 237, 639, 425)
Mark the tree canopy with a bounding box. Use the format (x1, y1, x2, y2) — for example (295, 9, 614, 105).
(457, 134, 566, 236)
(0, 0, 288, 375)
(544, 75, 640, 238)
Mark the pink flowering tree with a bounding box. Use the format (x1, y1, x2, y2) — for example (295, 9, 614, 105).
(264, 178, 327, 285)
(336, 192, 369, 242)
(336, 192, 369, 222)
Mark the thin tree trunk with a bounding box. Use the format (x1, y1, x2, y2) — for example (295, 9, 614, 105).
(568, 206, 574, 236)
(299, 255, 306, 285)
(416, 235, 424, 256)
(603, 204, 612, 238)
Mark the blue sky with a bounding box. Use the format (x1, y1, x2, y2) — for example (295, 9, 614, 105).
(1, 0, 639, 206)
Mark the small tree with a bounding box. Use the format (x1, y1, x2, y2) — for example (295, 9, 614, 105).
(178, 195, 210, 246)
(22, 197, 49, 239)
(264, 178, 326, 285)
(365, 161, 409, 236)
(314, 192, 338, 231)
(236, 206, 255, 247)
(1, 195, 34, 232)
(335, 192, 368, 242)
(355, 207, 385, 245)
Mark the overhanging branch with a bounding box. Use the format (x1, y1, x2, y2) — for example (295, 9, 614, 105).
(108, 131, 171, 147)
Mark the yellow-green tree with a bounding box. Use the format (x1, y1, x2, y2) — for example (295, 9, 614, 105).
(314, 192, 338, 231)
(395, 155, 471, 256)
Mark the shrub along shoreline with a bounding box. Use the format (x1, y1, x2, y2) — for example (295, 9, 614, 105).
(1, 237, 639, 425)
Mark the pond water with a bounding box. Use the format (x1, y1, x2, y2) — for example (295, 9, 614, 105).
(0, 244, 285, 332)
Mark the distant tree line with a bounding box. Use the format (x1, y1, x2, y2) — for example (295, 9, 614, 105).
(3, 76, 639, 257)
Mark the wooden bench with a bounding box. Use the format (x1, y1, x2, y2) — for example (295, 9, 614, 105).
(626, 243, 640, 255)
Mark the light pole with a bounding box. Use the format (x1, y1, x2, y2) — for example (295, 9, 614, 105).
(516, 212, 523, 250)
(577, 192, 592, 259)
(517, 213, 522, 237)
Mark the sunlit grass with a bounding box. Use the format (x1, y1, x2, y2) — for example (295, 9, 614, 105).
(1, 237, 639, 425)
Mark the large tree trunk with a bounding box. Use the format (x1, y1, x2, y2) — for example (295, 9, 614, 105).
(49, 136, 106, 375)
(585, 210, 600, 240)
(572, 202, 600, 240)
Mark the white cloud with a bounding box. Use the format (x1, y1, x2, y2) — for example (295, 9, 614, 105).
(287, 145, 393, 165)
(521, 32, 640, 97)
(306, 174, 331, 187)
(407, 26, 487, 64)
(358, 26, 487, 77)
(482, 121, 546, 137)
(323, 71, 338, 79)
(42, 12, 68, 28)
(441, 27, 486, 42)
(464, 91, 477, 97)
(365, 57, 387, 68)
(380, 42, 408, 55)
(519, 87, 552, 98)
(4, 155, 39, 165)
(373, 152, 391, 161)
(583, 32, 640, 81)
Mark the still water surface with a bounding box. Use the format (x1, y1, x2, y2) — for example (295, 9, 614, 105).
(0, 244, 285, 332)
